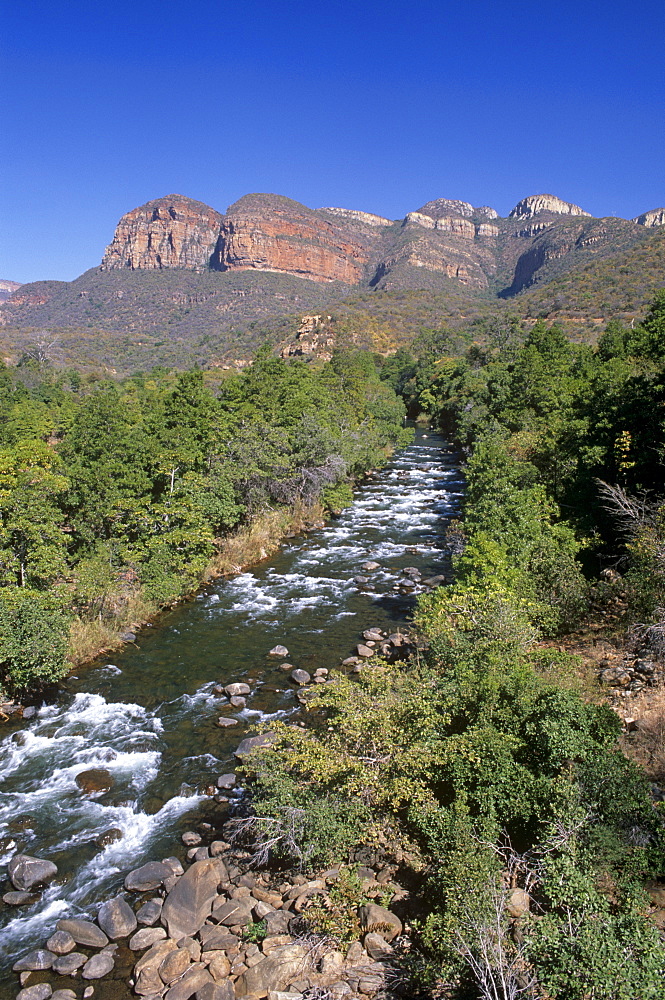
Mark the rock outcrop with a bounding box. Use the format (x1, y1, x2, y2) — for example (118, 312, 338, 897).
(509, 194, 591, 219)
(634, 207, 665, 227)
(211, 194, 372, 284)
(0, 279, 21, 303)
(101, 195, 223, 271)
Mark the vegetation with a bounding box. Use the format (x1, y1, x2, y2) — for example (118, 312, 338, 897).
(244, 292, 665, 998)
(0, 349, 411, 698)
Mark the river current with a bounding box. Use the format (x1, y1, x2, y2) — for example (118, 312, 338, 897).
(0, 430, 461, 985)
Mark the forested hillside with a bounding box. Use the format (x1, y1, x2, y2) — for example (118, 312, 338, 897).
(0, 350, 410, 699)
(243, 292, 665, 999)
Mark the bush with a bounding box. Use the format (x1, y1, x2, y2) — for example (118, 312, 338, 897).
(0, 586, 71, 695)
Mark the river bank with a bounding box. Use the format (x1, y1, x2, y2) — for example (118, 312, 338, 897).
(0, 431, 462, 996)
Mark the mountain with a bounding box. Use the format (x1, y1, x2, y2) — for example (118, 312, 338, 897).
(0, 191, 663, 371)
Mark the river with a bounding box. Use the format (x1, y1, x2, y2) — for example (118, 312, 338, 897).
(0, 430, 462, 988)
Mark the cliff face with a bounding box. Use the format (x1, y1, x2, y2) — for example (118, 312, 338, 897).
(509, 194, 591, 220)
(211, 194, 375, 284)
(0, 280, 22, 304)
(634, 208, 665, 228)
(101, 195, 223, 271)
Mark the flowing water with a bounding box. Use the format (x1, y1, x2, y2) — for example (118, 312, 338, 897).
(0, 430, 462, 986)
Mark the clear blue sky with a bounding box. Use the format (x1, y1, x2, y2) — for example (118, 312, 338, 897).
(2, 0, 664, 283)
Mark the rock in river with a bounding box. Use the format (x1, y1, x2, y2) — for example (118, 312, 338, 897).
(125, 861, 172, 892)
(268, 645, 289, 657)
(56, 918, 109, 948)
(97, 895, 137, 939)
(234, 732, 276, 757)
(75, 768, 114, 795)
(161, 858, 227, 940)
(8, 854, 58, 891)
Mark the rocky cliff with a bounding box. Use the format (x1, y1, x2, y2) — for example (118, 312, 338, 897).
(634, 208, 665, 228)
(101, 195, 223, 271)
(0, 280, 22, 304)
(509, 194, 591, 220)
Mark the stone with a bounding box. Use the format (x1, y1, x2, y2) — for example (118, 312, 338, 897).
(160, 947, 192, 984)
(217, 716, 239, 727)
(344, 942, 367, 965)
(356, 645, 375, 659)
(3, 890, 40, 905)
(182, 831, 202, 846)
(82, 952, 116, 979)
(161, 858, 227, 940)
(235, 944, 308, 998)
(130, 926, 167, 950)
(83, 990, 94, 1000)
(199, 926, 238, 951)
(363, 933, 394, 960)
(263, 910, 292, 936)
(164, 966, 214, 1000)
(210, 897, 253, 926)
(56, 918, 109, 949)
(52, 952, 88, 975)
(163, 857, 185, 876)
(234, 733, 276, 758)
(224, 683, 250, 697)
(97, 895, 137, 939)
(51, 992, 77, 1000)
(125, 861, 172, 891)
(216, 773, 236, 789)
(262, 935, 293, 955)
(196, 983, 234, 1000)
(506, 888, 530, 918)
(320, 951, 345, 975)
(135, 939, 179, 995)
(74, 768, 114, 795)
(290, 669, 310, 686)
(13, 950, 55, 972)
(46, 931, 76, 955)
(180, 937, 202, 962)
(229, 696, 246, 709)
(8, 854, 58, 890)
(361, 562, 380, 572)
(268, 646, 289, 658)
(358, 904, 402, 941)
(97, 828, 123, 848)
(254, 900, 275, 919)
(209, 840, 230, 857)
(17, 986, 52, 1000)
(202, 951, 231, 981)
(137, 898, 164, 925)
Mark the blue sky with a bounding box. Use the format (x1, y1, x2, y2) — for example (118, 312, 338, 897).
(2, 0, 664, 283)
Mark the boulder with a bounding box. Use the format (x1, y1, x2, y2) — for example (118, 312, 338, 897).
(3, 890, 40, 905)
(234, 732, 276, 758)
(13, 950, 55, 972)
(75, 768, 114, 795)
(229, 696, 246, 709)
(97, 895, 138, 939)
(356, 645, 375, 659)
(268, 646, 289, 657)
(52, 952, 88, 975)
(235, 944, 307, 998)
(165, 966, 214, 1000)
(182, 831, 202, 846)
(216, 773, 236, 789)
(225, 683, 250, 697)
(358, 903, 402, 941)
(210, 897, 253, 926)
(8, 854, 58, 891)
(204, 951, 231, 981)
(130, 926, 167, 950)
(161, 858, 227, 940)
(46, 931, 76, 955)
(136, 898, 164, 926)
(506, 888, 530, 918)
(17, 986, 52, 1000)
(56, 918, 109, 949)
(263, 909, 292, 936)
(160, 947, 192, 984)
(125, 861, 172, 892)
(199, 926, 239, 951)
(290, 669, 310, 686)
(196, 983, 234, 1000)
(363, 933, 394, 960)
(134, 939, 179, 995)
(82, 952, 116, 979)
